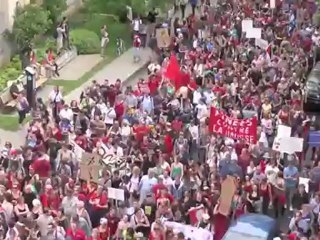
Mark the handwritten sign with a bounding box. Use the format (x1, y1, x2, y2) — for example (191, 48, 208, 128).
(209, 107, 258, 144)
(79, 153, 102, 182)
(156, 28, 171, 48)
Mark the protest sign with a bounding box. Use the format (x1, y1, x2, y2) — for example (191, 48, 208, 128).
(309, 131, 320, 147)
(108, 187, 125, 201)
(69, 139, 85, 161)
(299, 177, 310, 193)
(279, 137, 303, 154)
(241, 19, 253, 32)
(164, 221, 213, 240)
(156, 28, 171, 48)
(79, 153, 101, 182)
(255, 38, 269, 49)
(246, 28, 262, 39)
(272, 125, 292, 151)
(270, 0, 276, 8)
(209, 107, 257, 144)
(218, 176, 237, 216)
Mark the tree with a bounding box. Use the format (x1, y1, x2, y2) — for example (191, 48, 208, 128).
(12, 5, 52, 65)
(43, 0, 67, 25)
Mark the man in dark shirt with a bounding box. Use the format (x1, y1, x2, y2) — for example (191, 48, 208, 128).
(141, 193, 157, 223)
(292, 184, 309, 210)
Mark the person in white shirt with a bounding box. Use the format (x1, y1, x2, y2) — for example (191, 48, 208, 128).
(103, 102, 116, 127)
(193, 88, 202, 105)
(120, 119, 132, 142)
(49, 86, 63, 121)
(196, 99, 208, 122)
(59, 104, 74, 124)
(132, 16, 142, 34)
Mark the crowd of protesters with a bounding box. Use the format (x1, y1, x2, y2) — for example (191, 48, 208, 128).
(3, 0, 320, 239)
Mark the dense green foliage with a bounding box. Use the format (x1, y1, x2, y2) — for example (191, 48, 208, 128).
(70, 29, 100, 54)
(42, 0, 67, 25)
(12, 5, 52, 51)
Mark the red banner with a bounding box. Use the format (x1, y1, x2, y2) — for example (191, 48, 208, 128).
(209, 107, 257, 144)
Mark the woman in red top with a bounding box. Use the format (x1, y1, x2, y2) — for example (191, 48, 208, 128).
(260, 178, 272, 215)
(89, 185, 108, 228)
(96, 218, 110, 240)
(43, 48, 60, 77)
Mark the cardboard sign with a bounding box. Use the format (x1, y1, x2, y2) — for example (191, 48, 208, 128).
(80, 152, 102, 182)
(156, 28, 171, 48)
(108, 187, 125, 201)
(241, 19, 253, 32)
(218, 176, 237, 216)
(246, 28, 262, 39)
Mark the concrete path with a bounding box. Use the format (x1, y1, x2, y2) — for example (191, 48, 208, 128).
(56, 54, 102, 80)
(64, 47, 154, 103)
(0, 48, 154, 146)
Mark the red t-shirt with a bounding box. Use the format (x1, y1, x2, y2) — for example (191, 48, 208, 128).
(114, 102, 124, 120)
(107, 215, 120, 236)
(90, 192, 108, 210)
(66, 228, 87, 240)
(148, 76, 160, 95)
(163, 134, 173, 154)
(32, 159, 51, 178)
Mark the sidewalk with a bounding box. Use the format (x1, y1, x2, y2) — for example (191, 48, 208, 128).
(0, 47, 154, 146)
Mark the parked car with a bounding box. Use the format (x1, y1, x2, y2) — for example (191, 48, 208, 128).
(304, 62, 320, 112)
(222, 214, 278, 240)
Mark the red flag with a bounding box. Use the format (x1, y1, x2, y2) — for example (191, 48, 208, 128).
(164, 54, 180, 80)
(164, 54, 184, 90)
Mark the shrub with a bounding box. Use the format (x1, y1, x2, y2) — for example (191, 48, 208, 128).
(69, 29, 100, 54)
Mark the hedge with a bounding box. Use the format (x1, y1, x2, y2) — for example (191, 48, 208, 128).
(70, 29, 100, 54)
(0, 56, 22, 90)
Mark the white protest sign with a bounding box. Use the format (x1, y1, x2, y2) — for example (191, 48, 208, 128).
(246, 28, 262, 39)
(108, 187, 125, 201)
(255, 38, 269, 50)
(270, 0, 276, 9)
(164, 221, 213, 240)
(299, 177, 310, 193)
(279, 137, 303, 154)
(241, 19, 253, 32)
(272, 125, 292, 151)
(70, 140, 85, 161)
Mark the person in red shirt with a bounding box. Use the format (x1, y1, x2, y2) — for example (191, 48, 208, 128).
(148, 74, 160, 96)
(106, 208, 119, 236)
(89, 185, 108, 228)
(31, 153, 51, 178)
(40, 184, 58, 209)
(66, 215, 87, 240)
(155, 188, 174, 206)
(114, 100, 125, 121)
